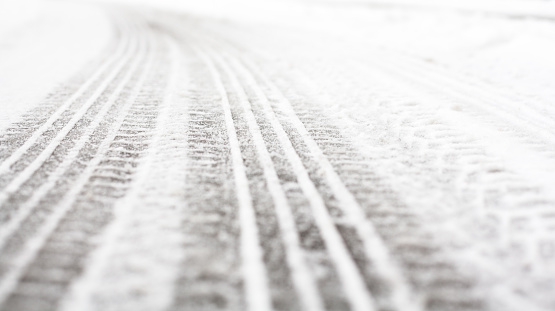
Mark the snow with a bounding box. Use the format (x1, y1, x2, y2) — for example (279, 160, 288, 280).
(0, 1, 111, 133)
(1, 0, 555, 310)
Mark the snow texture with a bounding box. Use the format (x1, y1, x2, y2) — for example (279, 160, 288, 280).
(0, 0, 555, 310)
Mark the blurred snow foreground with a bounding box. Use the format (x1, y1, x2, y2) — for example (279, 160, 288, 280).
(1, 0, 555, 310)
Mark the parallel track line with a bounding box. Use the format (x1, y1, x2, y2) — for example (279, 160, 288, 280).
(0, 16, 131, 177)
(193, 44, 272, 311)
(0, 26, 152, 308)
(0, 22, 139, 207)
(226, 48, 421, 311)
(217, 51, 378, 311)
(59, 34, 177, 311)
(207, 47, 324, 311)
(0, 32, 141, 247)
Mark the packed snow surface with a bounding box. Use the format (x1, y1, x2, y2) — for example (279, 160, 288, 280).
(1, 0, 555, 310)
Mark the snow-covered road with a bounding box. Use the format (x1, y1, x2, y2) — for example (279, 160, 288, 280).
(1, 0, 555, 310)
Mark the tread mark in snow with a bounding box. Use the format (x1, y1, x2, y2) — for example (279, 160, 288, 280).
(192, 44, 273, 311)
(0, 21, 157, 311)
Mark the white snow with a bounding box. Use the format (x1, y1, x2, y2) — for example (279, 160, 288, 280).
(1, 0, 555, 309)
(0, 1, 111, 133)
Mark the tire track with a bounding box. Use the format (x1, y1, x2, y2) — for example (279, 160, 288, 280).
(213, 50, 357, 311)
(171, 22, 334, 310)
(58, 32, 178, 311)
(0, 15, 139, 213)
(190, 29, 422, 311)
(0, 28, 142, 251)
(0, 18, 154, 310)
(133, 17, 250, 311)
(277, 99, 486, 311)
(208, 50, 303, 311)
(0, 11, 132, 177)
(228, 58, 400, 311)
(0, 23, 121, 163)
(168, 40, 244, 311)
(192, 43, 272, 311)
(203, 44, 325, 311)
